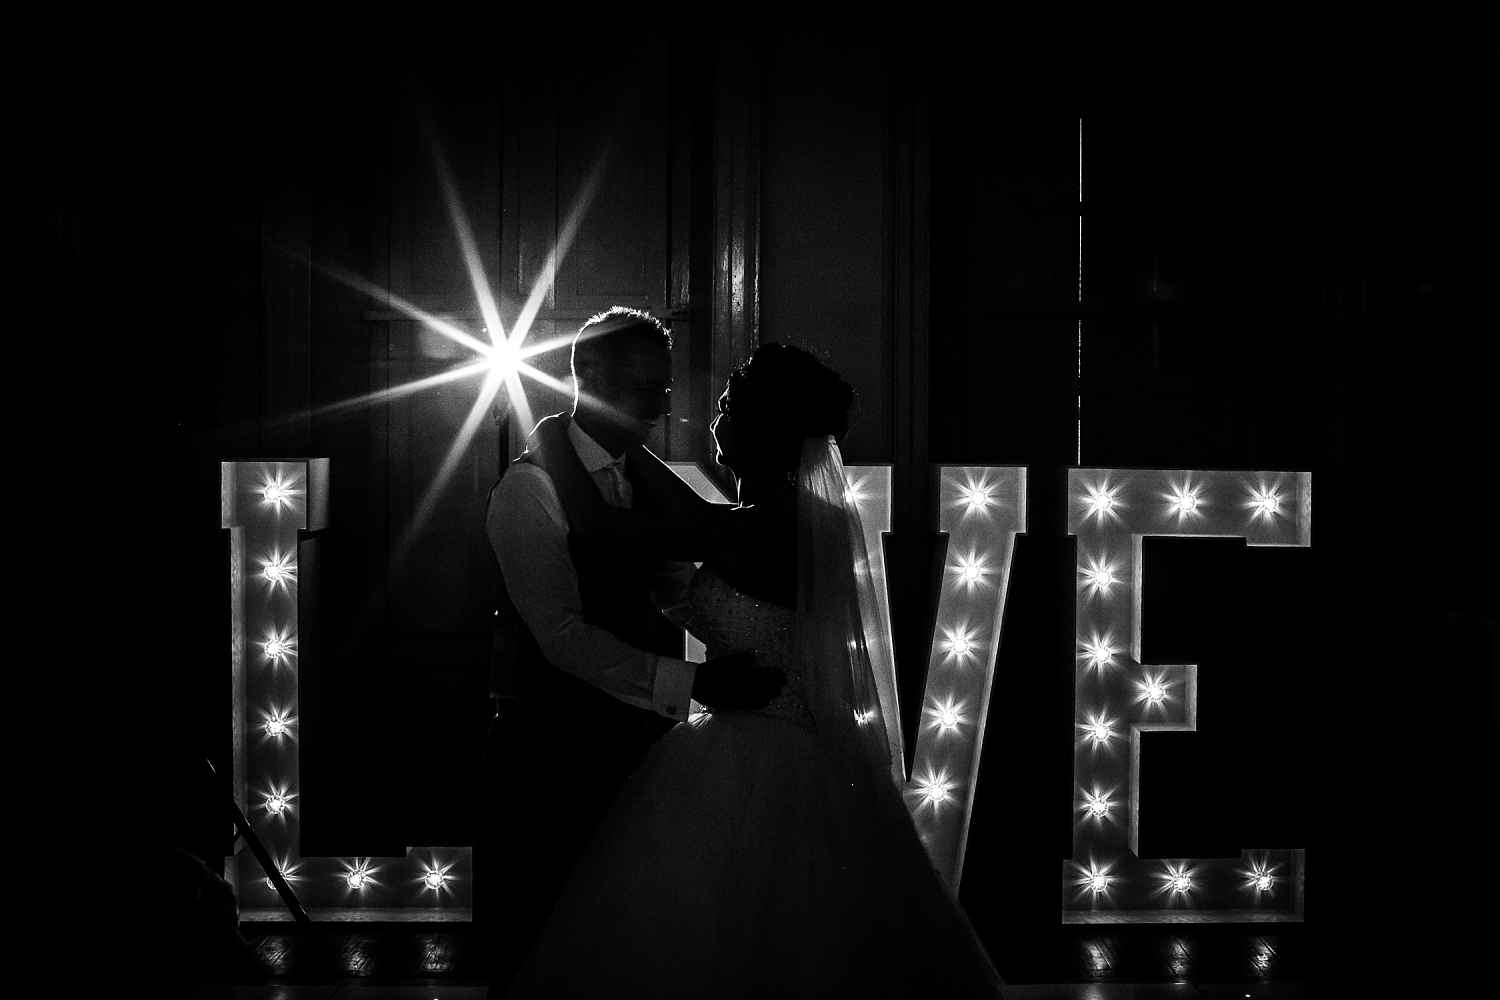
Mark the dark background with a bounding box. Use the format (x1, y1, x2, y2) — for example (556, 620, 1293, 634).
(27, 20, 1494, 988)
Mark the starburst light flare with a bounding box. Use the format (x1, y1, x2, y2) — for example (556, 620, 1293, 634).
(1081, 787, 1113, 821)
(1163, 477, 1206, 524)
(1246, 482, 1284, 521)
(924, 695, 969, 737)
(260, 550, 296, 593)
(1081, 479, 1124, 525)
(1079, 552, 1120, 600)
(910, 768, 959, 815)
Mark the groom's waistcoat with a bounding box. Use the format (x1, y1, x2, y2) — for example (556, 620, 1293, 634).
(487, 449, 681, 728)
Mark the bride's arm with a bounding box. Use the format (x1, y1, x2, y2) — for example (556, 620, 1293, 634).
(535, 420, 740, 563)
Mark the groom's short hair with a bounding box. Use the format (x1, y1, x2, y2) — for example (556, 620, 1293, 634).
(571, 306, 671, 382)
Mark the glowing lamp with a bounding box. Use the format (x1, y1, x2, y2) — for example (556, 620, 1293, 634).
(921, 783, 951, 807)
(261, 552, 295, 588)
(1253, 873, 1274, 892)
(1140, 676, 1169, 706)
(1083, 719, 1112, 746)
(1089, 873, 1110, 893)
(265, 715, 289, 738)
(423, 869, 448, 890)
(1082, 556, 1119, 598)
(1082, 481, 1122, 523)
(912, 769, 957, 813)
(926, 696, 967, 736)
(1082, 634, 1117, 670)
(265, 792, 287, 816)
(946, 630, 974, 659)
(346, 868, 370, 889)
(1083, 790, 1111, 819)
(1169, 491, 1199, 514)
(1247, 485, 1283, 520)
(1168, 873, 1192, 893)
(259, 470, 303, 513)
(955, 554, 986, 587)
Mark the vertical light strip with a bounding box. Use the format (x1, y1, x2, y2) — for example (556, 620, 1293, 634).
(223, 459, 472, 920)
(1063, 467, 1311, 923)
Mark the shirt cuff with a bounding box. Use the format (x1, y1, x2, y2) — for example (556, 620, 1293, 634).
(650, 654, 697, 721)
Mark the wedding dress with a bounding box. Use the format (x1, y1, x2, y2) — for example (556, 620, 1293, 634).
(505, 439, 1005, 999)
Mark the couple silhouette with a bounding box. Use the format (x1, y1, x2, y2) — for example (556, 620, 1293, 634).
(481, 307, 1003, 998)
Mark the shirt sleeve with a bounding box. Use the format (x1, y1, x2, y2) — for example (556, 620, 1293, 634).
(488, 464, 694, 719)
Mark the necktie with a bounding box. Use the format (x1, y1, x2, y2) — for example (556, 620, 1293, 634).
(602, 461, 633, 509)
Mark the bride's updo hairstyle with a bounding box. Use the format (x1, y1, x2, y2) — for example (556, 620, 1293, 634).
(721, 342, 854, 475)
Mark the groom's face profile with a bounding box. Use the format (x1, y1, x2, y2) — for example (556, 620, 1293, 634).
(579, 341, 673, 451)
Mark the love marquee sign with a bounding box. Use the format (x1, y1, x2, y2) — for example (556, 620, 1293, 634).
(222, 459, 1308, 923)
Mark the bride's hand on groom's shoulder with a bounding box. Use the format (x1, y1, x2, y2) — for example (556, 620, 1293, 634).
(692, 650, 785, 711)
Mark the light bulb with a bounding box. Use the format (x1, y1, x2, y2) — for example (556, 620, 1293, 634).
(954, 553, 987, 587)
(1082, 481, 1122, 523)
(1247, 486, 1282, 520)
(1081, 633, 1117, 670)
(1083, 719, 1112, 746)
(1164, 480, 1205, 522)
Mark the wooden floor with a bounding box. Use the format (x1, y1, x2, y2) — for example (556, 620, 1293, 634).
(151, 922, 1344, 998)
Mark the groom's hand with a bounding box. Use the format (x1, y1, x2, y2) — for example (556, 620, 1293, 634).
(691, 650, 785, 710)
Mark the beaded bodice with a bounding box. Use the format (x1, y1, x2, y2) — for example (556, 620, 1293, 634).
(677, 565, 812, 727)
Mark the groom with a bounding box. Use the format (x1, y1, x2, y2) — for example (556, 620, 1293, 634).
(480, 306, 781, 990)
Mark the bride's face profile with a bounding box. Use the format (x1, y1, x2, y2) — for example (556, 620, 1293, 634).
(710, 409, 735, 470)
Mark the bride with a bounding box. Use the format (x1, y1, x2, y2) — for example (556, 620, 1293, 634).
(505, 343, 1004, 998)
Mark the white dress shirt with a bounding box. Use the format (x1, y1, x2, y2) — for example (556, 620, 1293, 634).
(487, 419, 697, 719)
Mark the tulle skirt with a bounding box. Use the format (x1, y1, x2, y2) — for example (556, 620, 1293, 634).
(505, 710, 1004, 999)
